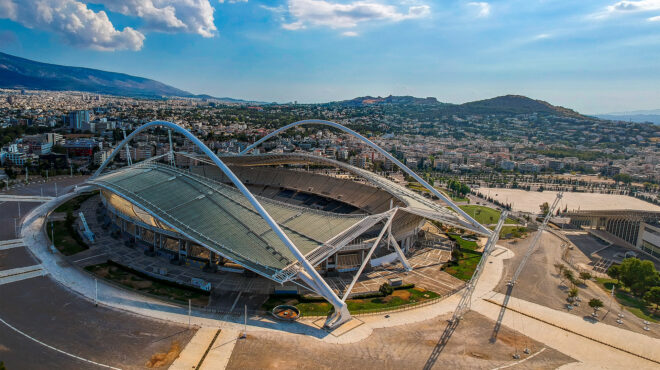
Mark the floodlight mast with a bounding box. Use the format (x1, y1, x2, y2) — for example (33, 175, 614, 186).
(509, 192, 563, 285)
(452, 211, 508, 322)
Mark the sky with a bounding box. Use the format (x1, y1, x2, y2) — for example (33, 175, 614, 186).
(1, 0, 660, 114)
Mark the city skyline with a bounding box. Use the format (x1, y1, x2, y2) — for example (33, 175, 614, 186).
(2, 0, 660, 113)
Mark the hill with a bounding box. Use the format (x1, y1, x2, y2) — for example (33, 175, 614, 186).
(0, 52, 266, 103)
(334, 95, 443, 106)
(0, 52, 194, 98)
(453, 95, 587, 118)
(332, 94, 588, 118)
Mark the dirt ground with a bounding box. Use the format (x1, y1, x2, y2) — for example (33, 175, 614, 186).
(494, 231, 659, 338)
(477, 188, 660, 213)
(226, 311, 574, 369)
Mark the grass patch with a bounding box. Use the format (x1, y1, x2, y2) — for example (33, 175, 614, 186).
(46, 217, 89, 256)
(594, 278, 660, 323)
(54, 191, 98, 213)
(443, 234, 481, 281)
(459, 205, 518, 225)
(450, 195, 469, 202)
(85, 262, 209, 306)
(499, 225, 528, 239)
(262, 288, 440, 316)
(406, 182, 429, 193)
(405, 181, 469, 202)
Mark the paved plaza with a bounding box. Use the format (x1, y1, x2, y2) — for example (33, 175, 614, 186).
(4, 184, 659, 369)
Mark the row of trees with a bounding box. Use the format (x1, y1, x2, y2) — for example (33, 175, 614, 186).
(555, 263, 605, 314)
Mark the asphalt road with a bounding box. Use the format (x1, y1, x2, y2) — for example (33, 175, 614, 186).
(0, 177, 196, 369)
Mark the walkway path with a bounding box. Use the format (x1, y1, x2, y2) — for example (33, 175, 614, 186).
(19, 191, 660, 369)
(169, 327, 220, 370)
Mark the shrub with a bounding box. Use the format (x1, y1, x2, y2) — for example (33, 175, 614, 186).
(579, 271, 592, 282)
(607, 265, 621, 283)
(451, 248, 463, 261)
(392, 283, 415, 291)
(379, 283, 394, 296)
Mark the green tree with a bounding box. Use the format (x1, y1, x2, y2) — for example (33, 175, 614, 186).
(451, 248, 463, 262)
(4, 166, 16, 179)
(579, 271, 592, 283)
(607, 265, 621, 284)
(568, 287, 579, 301)
(540, 202, 550, 215)
(619, 258, 659, 296)
(562, 269, 574, 285)
(554, 263, 566, 276)
(588, 298, 604, 313)
(644, 286, 660, 311)
(379, 283, 393, 296)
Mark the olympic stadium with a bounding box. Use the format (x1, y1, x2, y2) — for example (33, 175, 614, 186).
(87, 120, 491, 328)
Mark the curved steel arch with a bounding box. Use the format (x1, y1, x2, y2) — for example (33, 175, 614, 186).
(240, 119, 491, 235)
(93, 120, 350, 326)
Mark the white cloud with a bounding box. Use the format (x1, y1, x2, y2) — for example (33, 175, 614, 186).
(468, 2, 490, 18)
(0, 0, 144, 50)
(650, 14, 660, 20)
(219, 0, 247, 3)
(606, 0, 660, 13)
(91, 0, 217, 38)
(341, 30, 358, 36)
(598, 0, 660, 19)
(281, 0, 430, 31)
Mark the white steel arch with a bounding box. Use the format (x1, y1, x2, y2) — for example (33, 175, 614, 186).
(93, 120, 350, 327)
(240, 119, 492, 235)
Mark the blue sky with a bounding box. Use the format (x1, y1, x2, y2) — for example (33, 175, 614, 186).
(1, 0, 660, 113)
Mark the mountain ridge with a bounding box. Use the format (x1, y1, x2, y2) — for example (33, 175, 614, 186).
(330, 94, 588, 119)
(0, 51, 263, 104)
(0, 52, 602, 119)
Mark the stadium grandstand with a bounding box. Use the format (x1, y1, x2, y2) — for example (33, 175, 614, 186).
(88, 120, 492, 328)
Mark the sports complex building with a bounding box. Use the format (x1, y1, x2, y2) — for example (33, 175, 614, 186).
(87, 120, 491, 328)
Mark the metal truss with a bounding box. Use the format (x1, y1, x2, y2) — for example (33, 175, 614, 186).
(93, 121, 352, 328)
(342, 208, 399, 301)
(510, 191, 563, 285)
(452, 211, 508, 322)
(239, 119, 492, 235)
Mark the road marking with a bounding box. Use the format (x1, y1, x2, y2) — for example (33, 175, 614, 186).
(0, 269, 45, 285)
(0, 195, 54, 202)
(0, 265, 43, 278)
(0, 242, 25, 250)
(73, 253, 108, 263)
(0, 316, 121, 370)
(0, 238, 24, 246)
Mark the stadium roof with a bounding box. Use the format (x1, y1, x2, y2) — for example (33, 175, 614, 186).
(90, 162, 367, 279)
(222, 153, 478, 229)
